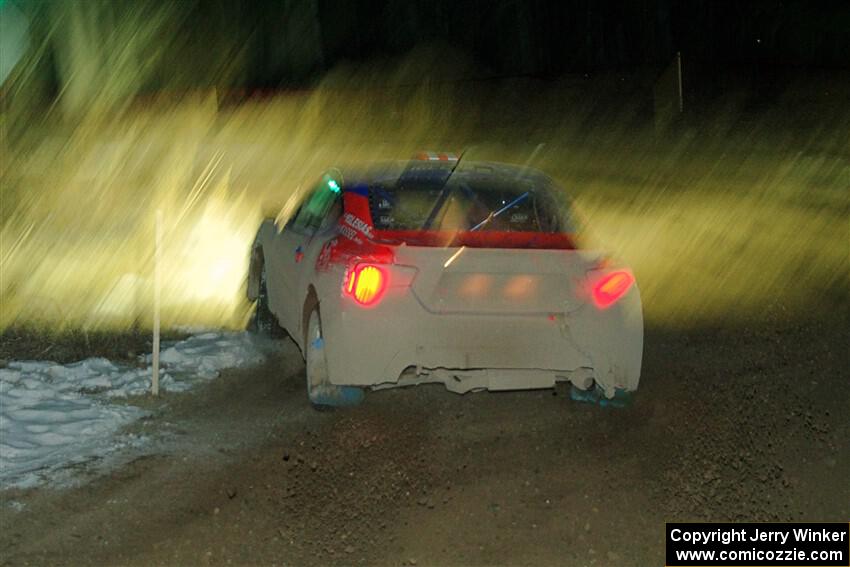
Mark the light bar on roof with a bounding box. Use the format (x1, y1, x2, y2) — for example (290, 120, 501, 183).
(413, 151, 458, 162)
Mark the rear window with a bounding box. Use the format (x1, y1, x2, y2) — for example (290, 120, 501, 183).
(368, 176, 569, 234)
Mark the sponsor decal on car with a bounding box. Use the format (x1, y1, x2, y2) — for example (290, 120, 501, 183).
(342, 212, 374, 239)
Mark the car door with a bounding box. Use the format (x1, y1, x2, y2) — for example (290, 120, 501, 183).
(268, 175, 342, 333)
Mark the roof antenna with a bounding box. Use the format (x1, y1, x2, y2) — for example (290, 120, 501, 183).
(422, 147, 470, 230)
(441, 147, 467, 183)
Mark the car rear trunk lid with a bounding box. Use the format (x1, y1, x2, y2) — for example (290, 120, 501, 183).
(393, 245, 599, 315)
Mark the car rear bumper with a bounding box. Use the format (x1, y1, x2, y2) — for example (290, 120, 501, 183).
(371, 367, 594, 394)
(320, 283, 643, 398)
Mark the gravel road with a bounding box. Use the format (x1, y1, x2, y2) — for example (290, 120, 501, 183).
(1, 310, 847, 566)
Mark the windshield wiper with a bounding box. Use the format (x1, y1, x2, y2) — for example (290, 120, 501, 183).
(470, 191, 530, 231)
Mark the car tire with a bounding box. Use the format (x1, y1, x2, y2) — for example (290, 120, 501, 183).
(250, 264, 283, 336)
(305, 307, 364, 409)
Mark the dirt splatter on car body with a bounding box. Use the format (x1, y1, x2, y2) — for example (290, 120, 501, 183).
(249, 158, 643, 404)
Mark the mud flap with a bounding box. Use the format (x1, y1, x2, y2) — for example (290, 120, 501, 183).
(308, 337, 365, 407)
(310, 384, 365, 407)
(570, 384, 632, 408)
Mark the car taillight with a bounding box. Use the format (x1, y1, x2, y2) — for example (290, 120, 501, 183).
(592, 270, 635, 309)
(344, 263, 388, 306)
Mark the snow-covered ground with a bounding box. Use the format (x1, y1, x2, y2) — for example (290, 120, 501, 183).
(0, 332, 276, 489)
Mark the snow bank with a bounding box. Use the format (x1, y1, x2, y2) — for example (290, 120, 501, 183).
(0, 332, 274, 488)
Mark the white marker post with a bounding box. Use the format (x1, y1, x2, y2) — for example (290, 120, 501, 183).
(676, 51, 683, 113)
(151, 209, 163, 396)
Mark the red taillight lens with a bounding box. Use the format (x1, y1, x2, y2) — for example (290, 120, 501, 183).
(344, 263, 388, 306)
(592, 270, 635, 309)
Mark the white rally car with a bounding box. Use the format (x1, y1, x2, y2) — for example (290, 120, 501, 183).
(248, 155, 643, 408)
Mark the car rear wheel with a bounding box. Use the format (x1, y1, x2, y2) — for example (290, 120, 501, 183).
(305, 308, 364, 409)
(250, 265, 284, 336)
(250, 266, 277, 335)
